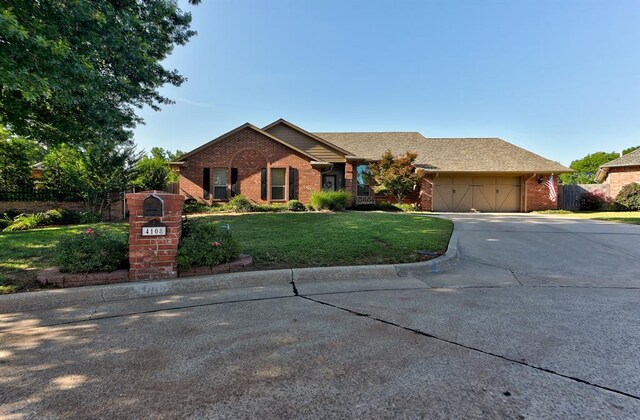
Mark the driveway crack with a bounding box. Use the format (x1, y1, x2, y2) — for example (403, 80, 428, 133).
(299, 294, 640, 401)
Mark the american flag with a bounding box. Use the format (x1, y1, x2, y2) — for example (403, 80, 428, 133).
(544, 175, 557, 201)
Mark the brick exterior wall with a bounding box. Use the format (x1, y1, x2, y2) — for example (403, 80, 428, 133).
(525, 175, 559, 211)
(127, 191, 184, 281)
(418, 175, 435, 211)
(177, 127, 322, 205)
(605, 166, 640, 199)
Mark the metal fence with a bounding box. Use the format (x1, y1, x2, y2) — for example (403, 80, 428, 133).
(559, 184, 609, 211)
(0, 189, 84, 202)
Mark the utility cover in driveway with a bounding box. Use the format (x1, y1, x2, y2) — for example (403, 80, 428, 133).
(433, 176, 521, 212)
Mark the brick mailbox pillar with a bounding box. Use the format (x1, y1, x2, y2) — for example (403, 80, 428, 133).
(126, 191, 184, 281)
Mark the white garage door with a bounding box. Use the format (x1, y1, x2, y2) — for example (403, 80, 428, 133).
(433, 176, 521, 212)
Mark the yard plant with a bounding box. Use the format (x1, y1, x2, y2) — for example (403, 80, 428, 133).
(309, 190, 351, 211)
(177, 222, 240, 270)
(53, 227, 128, 273)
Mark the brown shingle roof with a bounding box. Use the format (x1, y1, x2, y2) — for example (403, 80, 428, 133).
(314, 132, 570, 173)
(595, 148, 640, 182)
(600, 148, 640, 168)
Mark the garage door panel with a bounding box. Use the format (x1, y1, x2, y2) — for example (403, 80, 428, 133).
(452, 185, 473, 211)
(433, 176, 521, 212)
(473, 184, 496, 211)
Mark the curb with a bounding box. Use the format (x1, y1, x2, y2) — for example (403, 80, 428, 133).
(0, 221, 459, 313)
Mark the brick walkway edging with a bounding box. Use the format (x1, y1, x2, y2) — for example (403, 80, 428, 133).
(0, 222, 458, 313)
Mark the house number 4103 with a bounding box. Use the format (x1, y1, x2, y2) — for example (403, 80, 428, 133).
(142, 226, 167, 236)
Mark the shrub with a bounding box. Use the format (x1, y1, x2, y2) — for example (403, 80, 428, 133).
(4, 213, 46, 231)
(394, 203, 416, 212)
(80, 211, 103, 224)
(226, 195, 255, 212)
(177, 223, 240, 271)
(614, 183, 640, 211)
(183, 198, 220, 214)
(309, 190, 351, 211)
(579, 190, 611, 211)
(0, 214, 13, 231)
(287, 200, 306, 212)
(53, 227, 128, 273)
(254, 203, 287, 212)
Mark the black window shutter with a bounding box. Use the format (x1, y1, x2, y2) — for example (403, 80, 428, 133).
(230, 168, 238, 197)
(289, 167, 297, 200)
(203, 168, 210, 199)
(260, 168, 267, 200)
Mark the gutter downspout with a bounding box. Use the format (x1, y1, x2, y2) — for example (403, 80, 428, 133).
(523, 173, 537, 213)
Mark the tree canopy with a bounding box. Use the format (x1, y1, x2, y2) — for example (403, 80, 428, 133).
(369, 150, 425, 203)
(42, 142, 140, 213)
(131, 147, 182, 191)
(0, 1, 198, 147)
(0, 126, 43, 190)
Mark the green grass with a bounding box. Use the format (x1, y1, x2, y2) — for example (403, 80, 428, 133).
(192, 212, 453, 268)
(0, 223, 127, 293)
(534, 210, 640, 225)
(0, 213, 452, 294)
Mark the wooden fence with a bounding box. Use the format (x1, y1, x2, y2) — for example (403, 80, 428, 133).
(559, 184, 609, 211)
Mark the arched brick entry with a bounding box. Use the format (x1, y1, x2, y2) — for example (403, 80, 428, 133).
(231, 149, 268, 202)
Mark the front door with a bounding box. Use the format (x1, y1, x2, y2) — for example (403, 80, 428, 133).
(322, 175, 337, 191)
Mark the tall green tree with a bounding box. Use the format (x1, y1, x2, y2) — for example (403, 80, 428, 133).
(369, 150, 426, 203)
(42, 142, 140, 213)
(622, 145, 640, 155)
(131, 147, 181, 191)
(559, 151, 620, 185)
(0, 126, 43, 190)
(0, 1, 199, 147)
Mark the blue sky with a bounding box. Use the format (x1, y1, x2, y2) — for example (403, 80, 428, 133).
(133, 0, 640, 166)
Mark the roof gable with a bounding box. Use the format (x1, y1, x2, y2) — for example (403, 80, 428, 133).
(175, 123, 321, 162)
(263, 119, 349, 162)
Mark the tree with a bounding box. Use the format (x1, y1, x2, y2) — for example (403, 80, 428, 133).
(559, 151, 620, 185)
(131, 147, 180, 191)
(0, 126, 44, 190)
(42, 141, 140, 213)
(622, 145, 640, 155)
(369, 150, 426, 203)
(0, 1, 199, 147)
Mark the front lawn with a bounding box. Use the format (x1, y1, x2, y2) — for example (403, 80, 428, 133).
(0, 223, 127, 293)
(535, 211, 640, 225)
(0, 212, 452, 294)
(192, 212, 453, 268)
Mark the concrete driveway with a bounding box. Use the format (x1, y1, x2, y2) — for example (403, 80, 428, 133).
(1, 214, 639, 418)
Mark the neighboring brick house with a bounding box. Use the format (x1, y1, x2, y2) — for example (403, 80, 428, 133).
(171, 119, 571, 212)
(595, 148, 640, 199)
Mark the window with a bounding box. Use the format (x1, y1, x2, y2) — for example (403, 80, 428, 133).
(271, 168, 286, 200)
(213, 168, 228, 200)
(356, 164, 370, 196)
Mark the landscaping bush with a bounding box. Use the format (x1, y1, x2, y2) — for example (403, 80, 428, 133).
(254, 203, 287, 212)
(183, 198, 220, 214)
(614, 183, 640, 211)
(579, 190, 611, 211)
(0, 214, 13, 231)
(226, 195, 255, 212)
(4, 212, 47, 231)
(394, 203, 416, 212)
(177, 222, 240, 271)
(287, 199, 306, 212)
(309, 190, 351, 211)
(53, 227, 128, 273)
(80, 211, 103, 224)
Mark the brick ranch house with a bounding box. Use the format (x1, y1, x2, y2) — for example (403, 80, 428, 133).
(595, 148, 640, 199)
(170, 119, 571, 212)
